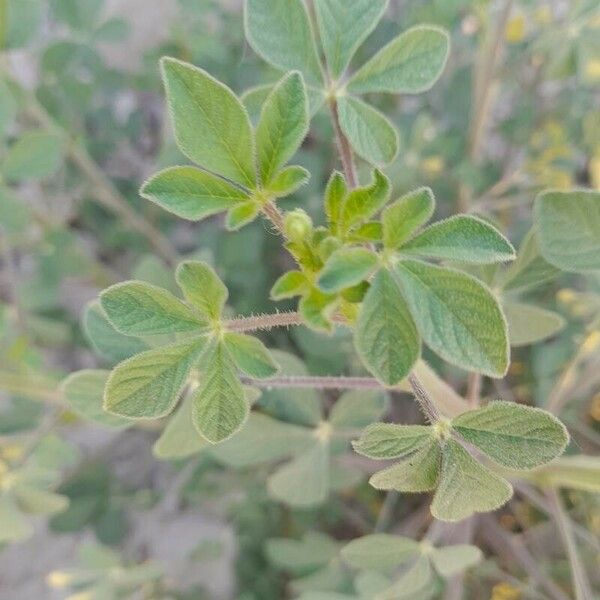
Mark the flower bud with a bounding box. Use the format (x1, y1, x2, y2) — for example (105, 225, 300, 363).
(284, 209, 312, 242)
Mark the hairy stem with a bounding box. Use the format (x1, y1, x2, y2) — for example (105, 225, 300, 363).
(408, 373, 441, 423)
(328, 98, 359, 188)
(261, 200, 286, 235)
(241, 374, 389, 390)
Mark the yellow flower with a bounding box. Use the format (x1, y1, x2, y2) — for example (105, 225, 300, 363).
(584, 59, 600, 82)
(421, 155, 445, 176)
(491, 582, 521, 600)
(46, 571, 72, 588)
(505, 15, 526, 43)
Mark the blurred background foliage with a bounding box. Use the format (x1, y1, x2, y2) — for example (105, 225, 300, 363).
(0, 0, 599, 598)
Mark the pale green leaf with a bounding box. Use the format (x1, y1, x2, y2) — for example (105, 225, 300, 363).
(270, 270, 308, 300)
(267, 165, 310, 197)
(175, 260, 227, 320)
(244, 0, 323, 85)
(2, 131, 64, 182)
(153, 397, 209, 459)
(299, 289, 338, 332)
(337, 96, 399, 166)
(226, 200, 260, 230)
(191, 341, 248, 443)
(394, 260, 509, 377)
(161, 57, 255, 187)
(382, 187, 435, 250)
(534, 189, 600, 273)
(369, 438, 441, 492)
(101, 281, 206, 336)
(140, 166, 248, 221)
(534, 456, 600, 492)
(324, 170, 347, 230)
(0, 78, 17, 137)
(452, 400, 569, 470)
(401, 216, 515, 264)
(317, 247, 378, 293)
(355, 269, 420, 385)
(341, 534, 419, 570)
(314, 0, 388, 79)
(431, 440, 512, 522)
(62, 370, 131, 428)
(268, 441, 329, 507)
(348, 25, 450, 94)
(256, 71, 308, 184)
(430, 544, 482, 577)
(341, 169, 390, 231)
(13, 486, 69, 515)
(503, 301, 565, 346)
(210, 412, 313, 467)
(83, 301, 148, 363)
(378, 557, 433, 600)
(224, 332, 279, 379)
(352, 423, 432, 459)
(104, 338, 205, 419)
(0, 496, 34, 543)
(266, 532, 339, 571)
(329, 390, 386, 429)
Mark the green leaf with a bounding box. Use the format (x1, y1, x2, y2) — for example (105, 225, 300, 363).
(266, 532, 339, 572)
(14, 486, 68, 515)
(430, 544, 482, 577)
(452, 401, 569, 470)
(355, 269, 420, 385)
(51, 0, 103, 31)
(382, 187, 434, 250)
(268, 441, 330, 507)
(401, 216, 515, 264)
(226, 200, 260, 230)
(0, 496, 34, 543)
(317, 247, 378, 293)
(347, 25, 450, 94)
(313, 0, 388, 79)
(534, 456, 600, 493)
(191, 340, 248, 443)
(224, 332, 279, 378)
(2, 131, 64, 182)
(299, 289, 338, 332)
(153, 397, 209, 459)
(341, 534, 419, 570)
(256, 71, 308, 184)
(211, 412, 313, 467)
(140, 166, 248, 221)
(352, 423, 432, 459)
(83, 301, 148, 363)
(534, 189, 600, 273)
(271, 270, 308, 300)
(394, 260, 509, 377)
(369, 439, 441, 492)
(62, 370, 131, 428)
(161, 57, 255, 187)
(101, 281, 207, 336)
(104, 339, 206, 419)
(0, 78, 17, 137)
(503, 301, 565, 347)
(267, 165, 310, 197)
(324, 171, 347, 231)
(431, 440, 512, 522)
(341, 169, 390, 231)
(329, 390, 386, 429)
(245, 0, 323, 85)
(378, 557, 433, 600)
(337, 96, 399, 166)
(175, 260, 227, 321)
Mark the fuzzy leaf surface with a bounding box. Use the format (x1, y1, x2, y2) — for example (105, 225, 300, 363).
(224, 332, 279, 379)
(341, 169, 390, 231)
(175, 261, 227, 320)
(503, 301, 565, 346)
(317, 247, 378, 293)
(341, 534, 419, 570)
(430, 544, 482, 577)
(382, 187, 435, 249)
(352, 423, 432, 459)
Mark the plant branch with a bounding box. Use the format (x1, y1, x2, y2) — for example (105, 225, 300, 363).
(408, 372, 442, 423)
(241, 374, 390, 390)
(19, 83, 178, 266)
(328, 98, 358, 188)
(261, 200, 286, 235)
(547, 488, 593, 600)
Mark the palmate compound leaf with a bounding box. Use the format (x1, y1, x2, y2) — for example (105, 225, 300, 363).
(341, 534, 419, 570)
(503, 300, 565, 347)
(452, 400, 569, 470)
(313, 0, 388, 79)
(175, 260, 228, 321)
(191, 339, 249, 443)
(244, 0, 323, 85)
(382, 187, 435, 250)
(393, 260, 509, 377)
(104, 338, 207, 419)
(317, 247, 379, 294)
(337, 96, 399, 167)
(160, 57, 256, 187)
(354, 269, 420, 386)
(401, 215, 516, 264)
(255, 71, 308, 185)
(100, 281, 207, 336)
(431, 439, 512, 522)
(347, 25, 450, 94)
(140, 166, 249, 221)
(534, 189, 600, 273)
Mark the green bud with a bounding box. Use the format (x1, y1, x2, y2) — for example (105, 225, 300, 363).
(284, 209, 313, 242)
(317, 236, 342, 262)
